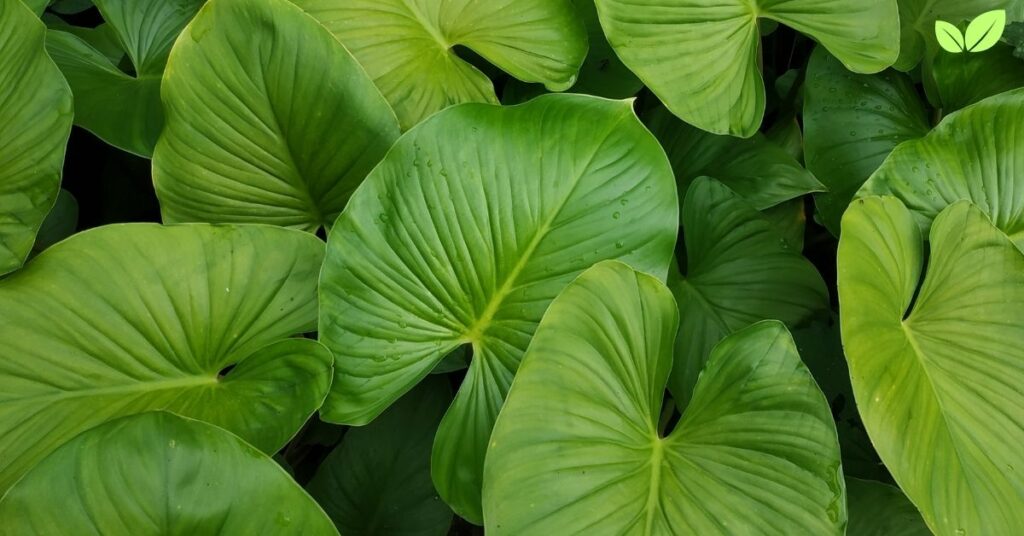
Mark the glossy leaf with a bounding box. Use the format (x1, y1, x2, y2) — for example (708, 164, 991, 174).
(0, 0, 72, 275)
(0, 224, 331, 491)
(838, 197, 1024, 534)
(0, 412, 337, 535)
(859, 88, 1024, 248)
(593, 0, 899, 136)
(95, 0, 204, 76)
(803, 47, 930, 235)
(153, 0, 401, 231)
(645, 105, 823, 210)
(291, 0, 587, 130)
(669, 177, 828, 410)
(929, 44, 1024, 111)
(318, 94, 678, 522)
(846, 478, 930, 536)
(308, 377, 454, 536)
(484, 261, 844, 534)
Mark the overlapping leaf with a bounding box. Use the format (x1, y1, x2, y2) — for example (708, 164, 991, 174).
(153, 0, 401, 231)
(0, 0, 72, 275)
(839, 197, 1024, 534)
(0, 224, 331, 492)
(0, 413, 337, 535)
(292, 0, 587, 129)
(484, 261, 844, 534)
(846, 478, 929, 536)
(318, 94, 677, 522)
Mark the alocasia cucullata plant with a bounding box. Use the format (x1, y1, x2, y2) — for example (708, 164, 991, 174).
(1, 0, 1023, 533)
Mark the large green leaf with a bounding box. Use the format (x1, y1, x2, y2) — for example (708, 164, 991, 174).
(291, 0, 587, 130)
(318, 94, 678, 522)
(483, 261, 844, 534)
(838, 196, 1024, 534)
(669, 177, 828, 410)
(846, 478, 930, 536)
(859, 88, 1024, 248)
(45, 0, 204, 156)
(594, 0, 899, 136)
(0, 223, 331, 492)
(804, 47, 930, 235)
(0, 0, 72, 276)
(895, 0, 1024, 70)
(308, 377, 453, 536)
(0, 412, 337, 535)
(152, 0, 401, 231)
(645, 105, 823, 210)
(928, 43, 1024, 112)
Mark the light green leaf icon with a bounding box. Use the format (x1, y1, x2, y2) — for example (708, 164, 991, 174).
(935, 20, 966, 53)
(965, 9, 1007, 52)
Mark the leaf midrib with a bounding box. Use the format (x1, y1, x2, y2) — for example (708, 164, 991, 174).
(2, 374, 218, 405)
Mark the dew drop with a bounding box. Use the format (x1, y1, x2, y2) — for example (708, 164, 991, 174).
(615, 241, 624, 249)
(612, 211, 621, 220)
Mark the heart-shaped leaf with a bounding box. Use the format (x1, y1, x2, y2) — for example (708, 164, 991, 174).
(291, 0, 587, 130)
(45, 0, 204, 156)
(318, 94, 678, 522)
(965, 9, 1007, 51)
(846, 478, 929, 536)
(0, 0, 72, 276)
(152, 0, 401, 231)
(859, 88, 1024, 249)
(308, 377, 454, 536)
(669, 177, 828, 409)
(644, 105, 823, 210)
(838, 196, 1024, 534)
(0, 223, 331, 492)
(593, 0, 899, 136)
(483, 261, 844, 534)
(0, 412, 338, 534)
(803, 47, 930, 235)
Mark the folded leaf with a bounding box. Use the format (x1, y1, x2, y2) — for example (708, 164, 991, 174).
(859, 88, 1024, 249)
(0, 224, 331, 492)
(839, 197, 1024, 534)
(0, 0, 72, 275)
(153, 0, 401, 231)
(318, 94, 678, 522)
(484, 261, 844, 534)
(0, 412, 337, 535)
(593, 0, 899, 136)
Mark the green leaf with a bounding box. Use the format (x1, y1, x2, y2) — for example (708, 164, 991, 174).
(45, 30, 163, 157)
(897, 0, 1023, 70)
(44, 0, 204, 156)
(846, 478, 930, 536)
(483, 261, 844, 534)
(45, 20, 123, 64)
(21, 0, 47, 16)
(859, 88, 1024, 248)
(929, 43, 1024, 111)
(49, 0, 93, 15)
(152, 0, 400, 231)
(644, 105, 823, 210)
(291, 0, 587, 130)
(318, 94, 678, 522)
(308, 377, 454, 536)
(965, 9, 1007, 51)
(30, 188, 77, 254)
(1003, 21, 1024, 57)
(593, 0, 899, 136)
(935, 20, 967, 52)
(803, 47, 930, 235)
(0, 223, 332, 492)
(838, 197, 1024, 534)
(0, 412, 337, 534)
(0, 0, 72, 276)
(669, 178, 828, 410)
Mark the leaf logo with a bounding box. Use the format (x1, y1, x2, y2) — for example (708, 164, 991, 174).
(936, 10, 1007, 53)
